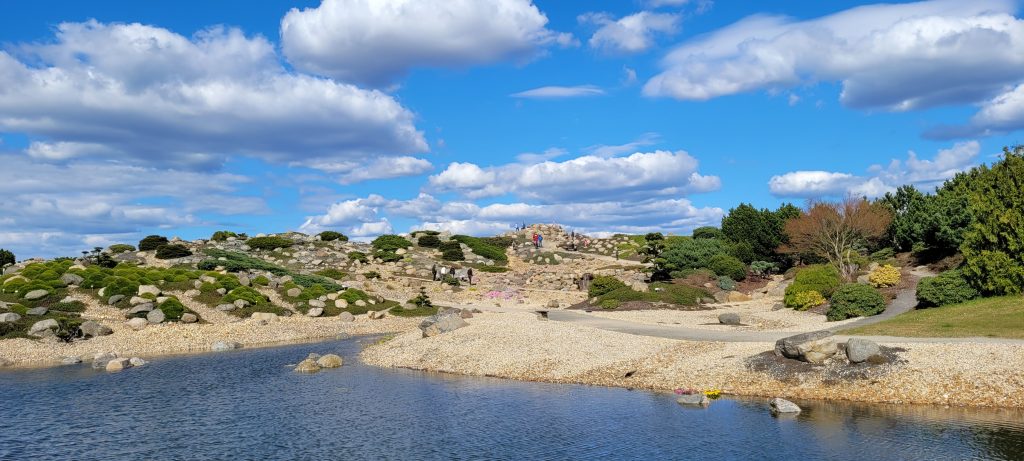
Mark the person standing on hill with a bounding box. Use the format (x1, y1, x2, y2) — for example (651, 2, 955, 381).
(533, 233, 538, 248)
(467, 267, 474, 286)
(538, 234, 543, 248)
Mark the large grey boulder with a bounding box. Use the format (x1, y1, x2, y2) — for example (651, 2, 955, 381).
(107, 294, 125, 305)
(775, 331, 838, 364)
(215, 303, 236, 312)
(307, 307, 324, 317)
(337, 312, 355, 322)
(676, 394, 710, 407)
(105, 358, 133, 372)
(286, 288, 302, 297)
(419, 311, 469, 338)
(129, 303, 154, 316)
(181, 313, 198, 324)
(92, 352, 118, 369)
(60, 273, 84, 286)
(26, 306, 47, 316)
(294, 358, 321, 373)
(23, 289, 49, 301)
(138, 285, 160, 296)
(126, 318, 148, 331)
(0, 312, 21, 323)
(80, 320, 113, 338)
(316, 354, 343, 368)
(211, 341, 241, 352)
(718, 313, 741, 325)
(146, 309, 166, 324)
(846, 338, 882, 363)
(28, 319, 59, 337)
(770, 398, 802, 415)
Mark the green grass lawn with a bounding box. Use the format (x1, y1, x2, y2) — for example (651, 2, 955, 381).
(842, 296, 1024, 339)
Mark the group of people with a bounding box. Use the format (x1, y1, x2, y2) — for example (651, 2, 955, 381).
(531, 232, 544, 249)
(431, 264, 473, 285)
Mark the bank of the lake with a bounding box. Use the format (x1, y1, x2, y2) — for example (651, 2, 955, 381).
(2, 335, 1024, 461)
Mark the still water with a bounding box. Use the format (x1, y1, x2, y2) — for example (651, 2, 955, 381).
(1, 337, 1023, 460)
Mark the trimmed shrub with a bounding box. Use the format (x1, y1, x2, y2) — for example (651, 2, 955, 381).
(709, 254, 747, 281)
(371, 235, 412, 252)
(791, 290, 826, 311)
(451, 235, 508, 263)
(252, 275, 270, 286)
(869, 248, 895, 262)
(314, 268, 346, 280)
(589, 276, 627, 298)
(784, 264, 841, 308)
(662, 238, 732, 271)
(246, 236, 295, 250)
(441, 247, 465, 261)
(477, 266, 509, 273)
(155, 244, 192, 259)
(138, 235, 169, 251)
(868, 264, 901, 288)
(374, 249, 403, 263)
(916, 270, 978, 307)
(223, 286, 267, 306)
(159, 298, 186, 321)
(210, 231, 238, 241)
(108, 244, 136, 254)
(417, 235, 441, 248)
(827, 284, 886, 321)
(750, 260, 777, 278)
(348, 251, 368, 263)
(691, 226, 723, 240)
(717, 276, 736, 291)
(318, 231, 348, 242)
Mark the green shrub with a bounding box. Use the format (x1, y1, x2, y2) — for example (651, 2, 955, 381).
(709, 254, 747, 281)
(108, 244, 136, 254)
(363, 271, 380, 280)
(104, 277, 139, 303)
(442, 247, 465, 261)
(438, 241, 461, 252)
(452, 235, 508, 263)
(371, 234, 412, 251)
(600, 299, 621, 309)
(318, 231, 348, 242)
(717, 276, 736, 291)
(691, 226, 723, 240)
(792, 290, 826, 311)
(784, 265, 841, 308)
(138, 235, 169, 251)
(662, 238, 732, 271)
(0, 248, 14, 266)
(246, 236, 295, 250)
(210, 230, 238, 241)
(200, 249, 287, 274)
(589, 275, 627, 298)
(314, 268, 346, 280)
(374, 249, 403, 262)
(252, 275, 270, 286)
(417, 235, 441, 248)
(159, 298, 186, 321)
(750, 260, 778, 277)
(827, 284, 886, 321)
(442, 274, 460, 286)
(348, 251, 368, 263)
(338, 288, 370, 304)
(223, 286, 267, 306)
(155, 244, 192, 259)
(477, 265, 509, 273)
(869, 248, 895, 262)
(916, 270, 978, 307)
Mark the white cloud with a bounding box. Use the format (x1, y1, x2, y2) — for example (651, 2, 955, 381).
(510, 85, 605, 98)
(515, 147, 567, 163)
(0, 21, 426, 171)
(768, 141, 981, 198)
(788, 93, 801, 106)
(429, 150, 719, 202)
(580, 11, 681, 54)
(645, 0, 1024, 113)
(584, 132, 660, 157)
(936, 84, 1024, 137)
(336, 157, 433, 184)
(280, 0, 574, 86)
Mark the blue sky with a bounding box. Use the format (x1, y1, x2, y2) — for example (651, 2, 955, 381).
(2, 0, 1023, 258)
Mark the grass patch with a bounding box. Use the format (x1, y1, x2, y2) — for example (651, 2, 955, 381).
(389, 305, 439, 317)
(593, 282, 707, 308)
(842, 296, 1024, 339)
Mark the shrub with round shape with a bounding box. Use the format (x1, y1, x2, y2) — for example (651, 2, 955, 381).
(138, 235, 169, 251)
(708, 254, 747, 281)
(791, 290, 826, 311)
(589, 276, 627, 298)
(784, 265, 841, 308)
(159, 298, 186, 321)
(417, 235, 441, 248)
(155, 244, 192, 259)
(868, 264, 901, 288)
(246, 236, 295, 250)
(108, 244, 136, 254)
(371, 235, 412, 252)
(827, 284, 886, 321)
(318, 231, 348, 242)
(717, 276, 736, 291)
(916, 270, 978, 307)
(441, 248, 465, 261)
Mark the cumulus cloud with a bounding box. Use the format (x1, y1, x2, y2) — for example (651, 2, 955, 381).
(510, 85, 605, 98)
(0, 21, 426, 171)
(933, 84, 1024, 137)
(280, 0, 574, 86)
(645, 0, 1024, 113)
(768, 141, 981, 198)
(428, 150, 720, 202)
(580, 11, 681, 54)
(336, 157, 433, 184)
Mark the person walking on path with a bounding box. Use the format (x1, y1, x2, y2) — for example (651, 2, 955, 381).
(467, 267, 474, 286)
(538, 234, 543, 248)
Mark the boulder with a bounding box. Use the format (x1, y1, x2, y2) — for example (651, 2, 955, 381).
(215, 303, 236, 312)
(727, 291, 753, 302)
(138, 285, 160, 296)
(79, 320, 113, 338)
(337, 312, 355, 322)
(92, 352, 118, 369)
(308, 299, 326, 308)
(211, 341, 241, 352)
(419, 311, 469, 338)
(294, 358, 321, 373)
(546, 300, 560, 308)
(316, 354, 343, 368)
(105, 358, 133, 372)
(459, 309, 474, 319)
(307, 307, 324, 317)
(335, 299, 348, 309)
(366, 310, 385, 320)
(251, 312, 278, 323)
(26, 306, 48, 316)
(28, 319, 59, 337)
(774, 331, 837, 364)
(60, 273, 84, 286)
(237, 274, 251, 286)
(129, 303, 154, 315)
(676, 394, 710, 407)
(355, 300, 367, 307)
(181, 313, 198, 324)
(712, 291, 729, 303)
(769, 398, 801, 415)
(126, 318, 148, 331)
(61, 356, 83, 365)
(286, 288, 302, 298)
(23, 289, 49, 301)
(129, 296, 149, 305)
(0, 312, 21, 323)
(146, 309, 166, 324)
(107, 294, 125, 305)
(718, 313, 741, 325)
(846, 338, 882, 364)
(233, 299, 250, 309)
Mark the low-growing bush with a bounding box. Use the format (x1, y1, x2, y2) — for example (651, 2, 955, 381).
(417, 235, 441, 248)
(108, 244, 136, 254)
(916, 270, 978, 307)
(138, 235, 169, 251)
(314, 268, 346, 280)
(348, 251, 368, 263)
(708, 254, 747, 281)
(318, 231, 348, 242)
(159, 298, 186, 321)
(589, 276, 627, 298)
(476, 265, 509, 273)
(374, 249, 403, 262)
(717, 276, 736, 291)
(827, 284, 886, 321)
(252, 275, 270, 286)
(155, 244, 192, 259)
(868, 264, 901, 288)
(210, 230, 238, 241)
(451, 235, 508, 263)
(784, 265, 841, 308)
(441, 248, 465, 261)
(869, 248, 895, 262)
(371, 234, 412, 252)
(750, 261, 777, 278)
(791, 290, 826, 311)
(363, 271, 380, 280)
(223, 286, 267, 306)
(246, 236, 294, 250)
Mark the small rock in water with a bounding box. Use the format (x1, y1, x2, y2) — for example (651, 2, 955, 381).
(105, 358, 133, 372)
(129, 357, 148, 367)
(294, 358, 321, 373)
(92, 352, 118, 369)
(769, 398, 801, 415)
(316, 354, 343, 368)
(61, 356, 83, 365)
(211, 341, 242, 352)
(676, 394, 710, 407)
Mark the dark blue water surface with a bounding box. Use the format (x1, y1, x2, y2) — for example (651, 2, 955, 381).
(2, 336, 1023, 460)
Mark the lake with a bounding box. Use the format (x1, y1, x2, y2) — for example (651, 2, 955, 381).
(2, 336, 1023, 460)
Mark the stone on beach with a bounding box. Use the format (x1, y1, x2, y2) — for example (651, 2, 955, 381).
(770, 398, 801, 415)
(211, 341, 242, 352)
(80, 320, 113, 338)
(251, 312, 278, 323)
(846, 338, 882, 364)
(126, 318, 149, 331)
(28, 319, 59, 337)
(774, 331, 837, 364)
(419, 311, 469, 338)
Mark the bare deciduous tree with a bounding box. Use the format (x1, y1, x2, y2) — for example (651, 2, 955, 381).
(781, 198, 892, 280)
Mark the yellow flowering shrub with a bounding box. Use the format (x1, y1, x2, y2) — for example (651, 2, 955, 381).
(869, 264, 901, 288)
(792, 290, 826, 311)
